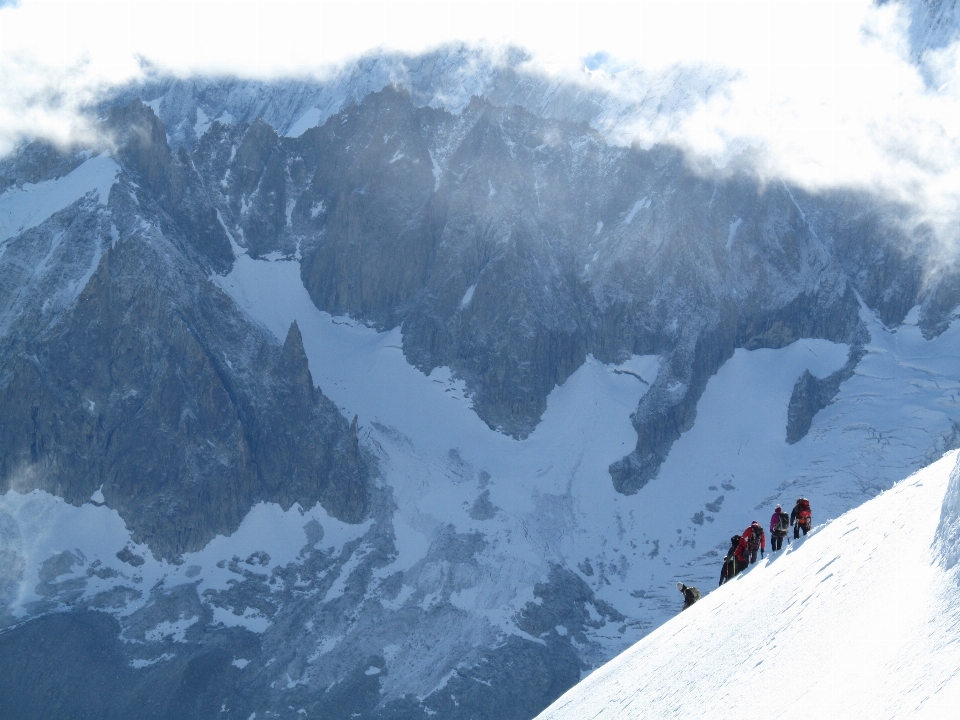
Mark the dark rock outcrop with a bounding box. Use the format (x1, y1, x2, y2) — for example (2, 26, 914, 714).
(786, 344, 867, 444)
(0, 610, 260, 720)
(104, 100, 235, 274)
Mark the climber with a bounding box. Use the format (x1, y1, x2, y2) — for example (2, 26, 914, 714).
(739, 521, 765, 564)
(677, 582, 700, 610)
(719, 534, 744, 585)
(791, 497, 812, 539)
(769, 504, 790, 551)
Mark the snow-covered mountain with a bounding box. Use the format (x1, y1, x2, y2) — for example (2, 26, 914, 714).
(536, 449, 960, 718)
(117, 44, 728, 154)
(2, 16, 960, 717)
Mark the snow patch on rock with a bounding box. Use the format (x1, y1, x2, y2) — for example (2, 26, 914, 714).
(0, 152, 118, 244)
(286, 108, 322, 138)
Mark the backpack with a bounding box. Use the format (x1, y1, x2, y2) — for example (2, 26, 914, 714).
(797, 499, 812, 529)
(687, 587, 701, 603)
(747, 527, 762, 551)
(734, 540, 750, 562)
(776, 512, 790, 533)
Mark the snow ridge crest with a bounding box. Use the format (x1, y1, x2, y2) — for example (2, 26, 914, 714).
(935, 453, 960, 569)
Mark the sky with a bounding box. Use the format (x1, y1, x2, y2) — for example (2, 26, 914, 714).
(1, 0, 959, 258)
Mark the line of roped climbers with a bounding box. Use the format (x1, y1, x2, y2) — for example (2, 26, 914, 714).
(676, 497, 813, 610)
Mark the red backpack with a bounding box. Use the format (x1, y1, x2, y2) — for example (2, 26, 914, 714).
(797, 498, 812, 529)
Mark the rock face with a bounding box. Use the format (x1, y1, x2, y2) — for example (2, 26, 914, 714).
(786, 345, 867, 444)
(0, 610, 254, 720)
(0, 102, 367, 558)
(176, 85, 948, 485)
(29, 86, 951, 498)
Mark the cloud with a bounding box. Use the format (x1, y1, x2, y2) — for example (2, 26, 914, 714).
(649, 3, 960, 258)
(1, 1, 958, 257)
(3, 460, 45, 494)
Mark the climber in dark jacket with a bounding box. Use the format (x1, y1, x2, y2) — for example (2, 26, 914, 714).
(677, 582, 700, 610)
(719, 535, 743, 586)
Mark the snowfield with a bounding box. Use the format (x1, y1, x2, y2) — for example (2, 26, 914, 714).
(0, 152, 118, 245)
(537, 450, 960, 719)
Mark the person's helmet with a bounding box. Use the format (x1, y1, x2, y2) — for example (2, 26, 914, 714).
(797, 498, 803, 503)
(752, 520, 760, 526)
(731, 534, 741, 544)
(775, 505, 782, 511)
(677, 582, 685, 592)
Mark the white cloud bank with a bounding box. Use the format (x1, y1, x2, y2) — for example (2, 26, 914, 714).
(1, 0, 958, 251)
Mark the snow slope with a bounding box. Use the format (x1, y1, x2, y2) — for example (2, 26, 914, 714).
(0, 152, 119, 339)
(537, 450, 960, 719)
(0, 152, 118, 246)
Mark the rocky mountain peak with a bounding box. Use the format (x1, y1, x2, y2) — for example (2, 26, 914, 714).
(105, 99, 176, 198)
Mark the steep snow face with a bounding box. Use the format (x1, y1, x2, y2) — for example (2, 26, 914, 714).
(0, 153, 119, 339)
(537, 450, 960, 719)
(0, 152, 118, 245)
(936, 450, 960, 569)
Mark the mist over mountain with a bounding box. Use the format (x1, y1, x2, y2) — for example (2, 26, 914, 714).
(1, 3, 960, 718)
